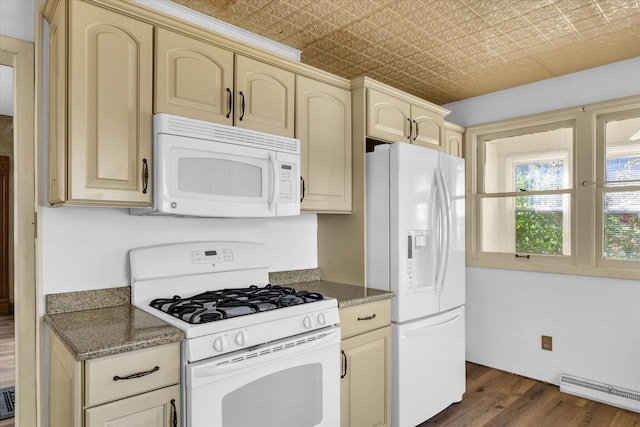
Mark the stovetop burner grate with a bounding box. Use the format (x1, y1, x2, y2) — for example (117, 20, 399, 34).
(149, 284, 324, 324)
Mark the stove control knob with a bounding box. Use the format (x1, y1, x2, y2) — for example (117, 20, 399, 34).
(317, 312, 327, 325)
(235, 331, 247, 346)
(213, 336, 227, 352)
(303, 315, 313, 329)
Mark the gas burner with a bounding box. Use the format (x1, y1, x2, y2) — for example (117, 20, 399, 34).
(149, 284, 324, 324)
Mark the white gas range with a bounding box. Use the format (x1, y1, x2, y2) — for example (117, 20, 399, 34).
(130, 241, 341, 427)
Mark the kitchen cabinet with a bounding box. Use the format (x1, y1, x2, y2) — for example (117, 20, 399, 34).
(296, 75, 352, 213)
(48, 332, 180, 427)
(340, 299, 392, 427)
(45, 0, 153, 207)
(444, 121, 465, 158)
(154, 27, 234, 125)
(155, 29, 295, 138)
(367, 87, 447, 150)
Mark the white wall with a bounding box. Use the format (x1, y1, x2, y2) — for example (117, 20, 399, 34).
(444, 58, 640, 390)
(41, 208, 318, 294)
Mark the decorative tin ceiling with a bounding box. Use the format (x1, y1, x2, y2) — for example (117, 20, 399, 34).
(173, 0, 640, 105)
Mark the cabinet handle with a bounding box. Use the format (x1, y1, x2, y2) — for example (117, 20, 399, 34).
(300, 177, 305, 202)
(357, 313, 376, 321)
(413, 119, 418, 140)
(515, 254, 531, 259)
(142, 159, 149, 194)
(407, 118, 412, 140)
(170, 399, 178, 427)
(341, 350, 347, 379)
(113, 365, 159, 381)
(226, 88, 232, 118)
(239, 91, 245, 121)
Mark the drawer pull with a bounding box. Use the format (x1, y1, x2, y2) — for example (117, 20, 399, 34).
(113, 365, 159, 381)
(357, 314, 377, 321)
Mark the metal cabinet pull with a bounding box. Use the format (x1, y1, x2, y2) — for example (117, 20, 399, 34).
(515, 254, 531, 259)
(341, 350, 347, 379)
(142, 159, 149, 194)
(407, 118, 412, 140)
(226, 88, 232, 118)
(239, 91, 245, 121)
(170, 399, 178, 427)
(113, 365, 159, 381)
(357, 314, 376, 321)
(300, 177, 305, 202)
(413, 119, 418, 140)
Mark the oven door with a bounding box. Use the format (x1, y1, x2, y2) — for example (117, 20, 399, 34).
(156, 133, 299, 217)
(186, 327, 340, 427)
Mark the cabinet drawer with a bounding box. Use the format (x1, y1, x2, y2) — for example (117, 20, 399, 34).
(339, 299, 391, 339)
(85, 343, 180, 407)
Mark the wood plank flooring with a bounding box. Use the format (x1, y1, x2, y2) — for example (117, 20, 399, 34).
(421, 362, 640, 427)
(0, 314, 14, 427)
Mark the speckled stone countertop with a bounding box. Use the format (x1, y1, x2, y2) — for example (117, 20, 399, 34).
(45, 304, 184, 361)
(270, 269, 394, 307)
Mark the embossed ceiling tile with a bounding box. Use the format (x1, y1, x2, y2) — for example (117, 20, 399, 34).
(262, 0, 300, 17)
(386, 0, 426, 15)
(302, 0, 338, 19)
(325, 28, 357, 45)
(547, 32, 584, 48)
(366, 9, 397, 27)
(327, 9, 360, 28)
(282, 0, 316, 8)
(559, 4, 605, 23)
(595, 0, 640, 11)
(533, 16, 575, 36)
(454, 16, 492, 34)
(494, 16, 534, 33)
(578, 23, 614, 39)
(423, 0, 468, 15)
(361, 27, 392, 44)
(341, 0, 382, 18)
(552, 0, 593, 13)
(522, 5, 561, 24)
(305, 20, 339, 37)
(383, 17, 417, 37)
(446, 36, 476, 51)
(504, 26, 544, 44)
(285, 10, 319, 28)
(605, 5, 640, 23)
(508, 0, 553, 15)
(570, 15, 611, 32)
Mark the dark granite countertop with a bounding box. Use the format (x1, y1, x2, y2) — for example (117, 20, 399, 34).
(286, 280, 394, 308)
(45, 305, 184, 361)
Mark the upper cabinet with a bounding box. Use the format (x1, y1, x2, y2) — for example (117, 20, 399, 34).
(154, 28, 234, 125)
(155, 29, 294, 138)
(444, 121, 465, 158)
(367, 86, 448, 151)
(296, 76, 352, 213)
(45, 0, 153, 207)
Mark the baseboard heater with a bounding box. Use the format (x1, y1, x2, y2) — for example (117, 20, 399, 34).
(560, 374, 640, 413)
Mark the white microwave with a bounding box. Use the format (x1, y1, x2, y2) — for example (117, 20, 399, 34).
(131, 113, 300, 217)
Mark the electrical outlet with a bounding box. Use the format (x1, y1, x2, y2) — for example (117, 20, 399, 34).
(541, 335, 553, 351)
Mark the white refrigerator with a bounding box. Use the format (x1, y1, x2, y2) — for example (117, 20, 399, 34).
(366, 142, 466, 427)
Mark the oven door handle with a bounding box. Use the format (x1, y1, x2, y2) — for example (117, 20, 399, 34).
(191, 328, 340, 379)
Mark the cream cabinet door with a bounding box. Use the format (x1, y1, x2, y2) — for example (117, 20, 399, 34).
(67, 1, 152, 205)
(47, 0, 67, 205)
(445, 126, 464, 158)
(296, 76, 352, 213)
(85, 385, 180, 427)
(341, 326, 392, 427)
(235, 55, 295, 137)
(367, 89, 410, 142)
(155, 28, 234, 125)
(411, 104, 444, 150)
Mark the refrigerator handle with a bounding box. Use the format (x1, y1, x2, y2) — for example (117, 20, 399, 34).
(438, 168, 453, 288)
(434, 170, 449, 291)
(401, 313, 463, 337)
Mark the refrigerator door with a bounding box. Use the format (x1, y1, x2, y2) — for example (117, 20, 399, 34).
(392, 306, 465, 427)
(437, 152, 466, 312)
(389, 143, 440, 322)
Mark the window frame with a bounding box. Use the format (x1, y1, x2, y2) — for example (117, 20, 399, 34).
(466, 95, 640, 280)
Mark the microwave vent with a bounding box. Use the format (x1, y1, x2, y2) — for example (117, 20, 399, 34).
(163, 115, 299, 155)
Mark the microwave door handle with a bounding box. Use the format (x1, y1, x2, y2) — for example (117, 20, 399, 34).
(268, 152, 279, 211)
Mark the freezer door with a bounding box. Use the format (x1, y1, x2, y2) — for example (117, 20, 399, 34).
(392, 306, 465, 427)
(437, 152, 466, 312)
(390, 143, 440, 322)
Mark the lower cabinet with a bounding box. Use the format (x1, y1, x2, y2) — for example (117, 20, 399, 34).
(339, 299, 392, 427)
(48, 332, 180, 427)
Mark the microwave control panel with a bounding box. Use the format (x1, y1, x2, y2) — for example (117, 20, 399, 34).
(279, 162, 297, 202)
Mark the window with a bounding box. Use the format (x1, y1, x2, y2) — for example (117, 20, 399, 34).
(467, 97, 640, 279)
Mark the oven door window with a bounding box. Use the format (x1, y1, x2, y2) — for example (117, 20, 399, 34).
(222, 364, 322, 427)
(186, 328, 340, 427)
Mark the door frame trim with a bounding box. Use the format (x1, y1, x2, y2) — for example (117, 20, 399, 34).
(0, 34, 38, 427)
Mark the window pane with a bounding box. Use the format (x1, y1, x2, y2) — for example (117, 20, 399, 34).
(603, 190, 640, 260)
(484, 127, 573, 193)
(481, 195, 571, 255)
(605, 116, 640, 186)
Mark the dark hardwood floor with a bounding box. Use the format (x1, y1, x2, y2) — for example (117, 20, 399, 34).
(420, 362, 640, 427)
